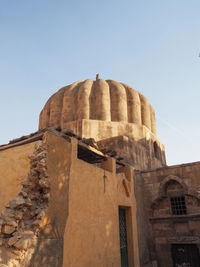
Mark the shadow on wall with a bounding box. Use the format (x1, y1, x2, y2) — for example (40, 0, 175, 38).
(28, 135, 73, 267)
(29, 217, 66, 267)
(29, 173, 69, 267)
(97, 136, 166, 171)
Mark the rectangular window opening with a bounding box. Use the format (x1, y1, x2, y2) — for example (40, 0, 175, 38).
(170, 196, 187, 215)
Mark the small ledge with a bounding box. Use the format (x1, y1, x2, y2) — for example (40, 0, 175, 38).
(150, 213, 200, 223)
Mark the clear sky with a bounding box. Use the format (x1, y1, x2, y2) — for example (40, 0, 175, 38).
(0, 0, 200, 166)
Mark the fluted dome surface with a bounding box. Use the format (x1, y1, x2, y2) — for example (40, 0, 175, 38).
(39, 78, 156, 135)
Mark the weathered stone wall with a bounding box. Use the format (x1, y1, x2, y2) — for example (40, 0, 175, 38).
(52, 118, 162, 146)
(135, 161, 200, 267)
(98, 135, 166, 171)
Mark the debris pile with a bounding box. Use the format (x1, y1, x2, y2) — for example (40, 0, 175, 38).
(0, 142, 49, 266)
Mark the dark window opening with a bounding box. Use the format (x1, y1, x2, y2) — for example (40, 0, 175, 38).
(77, 144, 105, 165)
(39, 188, 44, 194)
(153, 141, 160, 159)
(170, 196, 187, 215)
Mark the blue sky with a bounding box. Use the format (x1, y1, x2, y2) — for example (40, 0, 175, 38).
(0, 0, 200, 165)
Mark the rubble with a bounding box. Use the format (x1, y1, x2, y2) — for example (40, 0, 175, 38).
(2, 225, 16, 235)
(0, 142, 49, 266)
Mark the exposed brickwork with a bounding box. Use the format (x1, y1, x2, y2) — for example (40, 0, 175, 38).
(135, 162, 200, 266)
(0, 142, 49, 267)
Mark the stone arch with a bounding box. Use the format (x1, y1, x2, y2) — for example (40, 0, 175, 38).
(159, 175, 188, 197)
(151, 175, 187, 210)
(151, 176, 200, 211)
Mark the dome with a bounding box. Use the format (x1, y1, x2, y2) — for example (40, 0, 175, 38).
(39, 76, 157, 141)
(39, 75, 156, 140)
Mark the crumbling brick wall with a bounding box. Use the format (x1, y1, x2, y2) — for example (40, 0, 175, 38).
(0, 142, 49, 267)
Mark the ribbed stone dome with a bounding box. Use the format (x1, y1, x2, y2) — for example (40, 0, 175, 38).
(39, 77, 156, 136)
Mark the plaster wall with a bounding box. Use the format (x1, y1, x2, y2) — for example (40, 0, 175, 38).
(0, 132, 72, 267)
(0, 131, 140, 267)
(63, 139, 139, 267)
(0, 141, 41, 213)
(28, 132, 73, 267)
(64, 158, 120, 267)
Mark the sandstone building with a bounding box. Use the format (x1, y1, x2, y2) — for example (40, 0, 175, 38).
(0, 76, 199, 267)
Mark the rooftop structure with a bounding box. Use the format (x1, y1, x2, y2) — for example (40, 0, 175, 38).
(0, 77, 200, 267)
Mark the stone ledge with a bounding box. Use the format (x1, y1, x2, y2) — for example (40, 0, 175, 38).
(150, 213, 200, 223)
